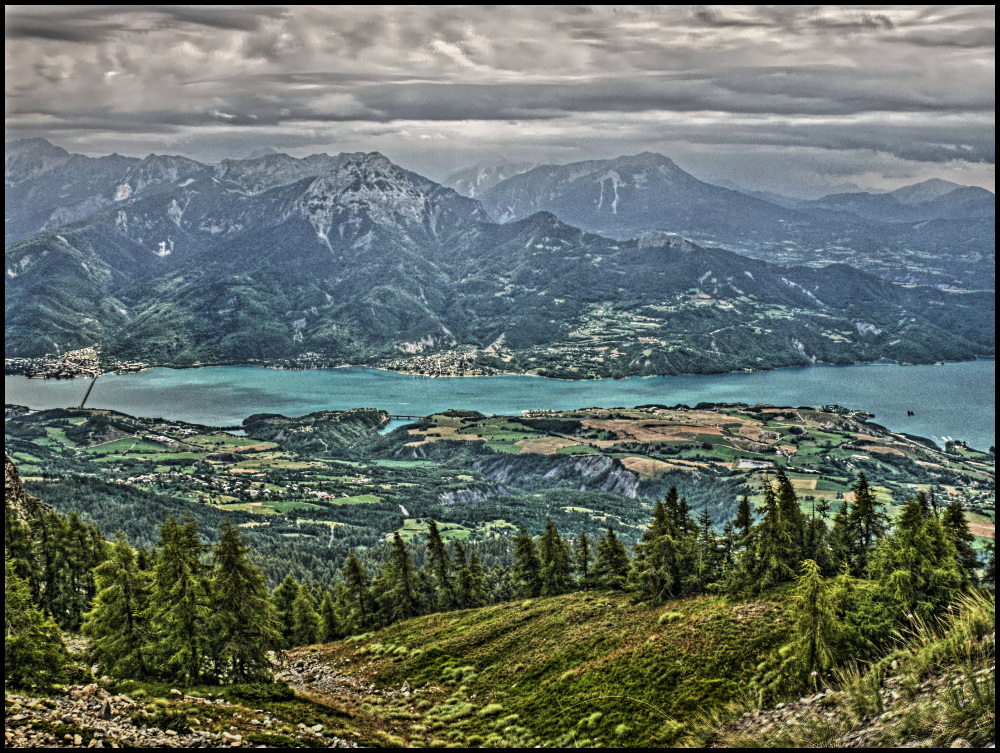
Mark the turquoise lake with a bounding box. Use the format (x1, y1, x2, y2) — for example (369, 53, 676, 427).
(5, 359, 995, 451)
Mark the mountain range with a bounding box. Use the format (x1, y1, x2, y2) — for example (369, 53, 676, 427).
(469, 153, 994, 288)
(4, 139, 994, 375)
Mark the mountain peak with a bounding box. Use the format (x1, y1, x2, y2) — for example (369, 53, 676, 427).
(339, 151, 396, 174)
(889, 178, 965, 205)
(5, 137, 73, 185)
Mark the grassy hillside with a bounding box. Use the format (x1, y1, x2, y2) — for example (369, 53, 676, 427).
(281, 590, 790, 747)
(694, 590, 995, 748)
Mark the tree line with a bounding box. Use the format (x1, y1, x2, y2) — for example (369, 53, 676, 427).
(6, 468, 994, 693)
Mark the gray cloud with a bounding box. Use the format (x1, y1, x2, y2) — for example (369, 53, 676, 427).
(4, 5, 994, 195)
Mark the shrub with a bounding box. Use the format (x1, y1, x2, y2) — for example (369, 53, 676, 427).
(223, 681, 295, 702)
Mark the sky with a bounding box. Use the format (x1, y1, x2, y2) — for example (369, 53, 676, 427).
(4, 5, 995, 197)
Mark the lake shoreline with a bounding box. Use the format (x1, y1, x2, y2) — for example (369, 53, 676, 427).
(6, 359, 995, 452)
(5, 352, 996, 383)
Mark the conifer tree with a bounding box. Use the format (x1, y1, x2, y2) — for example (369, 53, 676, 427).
(981, 542, 995, 587)
(208, 520, 280, 681)
(271, 574, 301, 647)
(60, 509, 107, 631)
(338, 550, 374, 634)
(512, 526, 543, 598)
(4, 500, 36, 593)
(148, 515, 210, 683)
(464, 550, 488, 607)
(318, 590, 340, 643)
(574, 531, 592, 588)
(664, 486, 695, 535)
(451, 541, 471, 608)
(592, 527, 630, 590)
(733, 494, 754, 543)
(869, 495, 963, 619)
(751, 483, 798, 592)
(775, 471, 807, 561)
(425, 520, 457, 610)
(83, 533, 152, 680)
(828, 497, 855, 574)
(383, 532, 422, 620)
(940, 499, 980, 584)
(5, 557, 67, 689)
(631, 500, 681, 600)
(845, 472, 888, 575)
(692, 505, 720, 592)
(538, 519, 573, 596)
(290, 587, 322, 647)
(803, 514, 835, 576)
(759, 559, 838, 699)
(718, 520, 737, 574)
(453, 541, 487, 609)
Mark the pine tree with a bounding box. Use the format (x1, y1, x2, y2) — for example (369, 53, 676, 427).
(940, 499, 980, 584)
(592, 527, 630, 590)
(5, 557, 67, 689)
(83, 533, 152, 679)
(453, 541, 487, 609)
(845, 472, 888, 575)
(271, 574, 301, 647)
(207, 520, 280, 681)
(290, 587, 322, 647)
(425, 520, 457, 610)
(574, 531, 592, 588)
(61, 509, 107, 631)
(803, 514, 835, 576)
(789, 559, 838, 686)
(147, 515, 210, 683)
(451, 541, 471, 608)
(538, 519, 573, 596)
(511, 526, 542, 598)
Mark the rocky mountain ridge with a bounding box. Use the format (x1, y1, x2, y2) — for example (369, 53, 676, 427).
(4, 141, 995, 374)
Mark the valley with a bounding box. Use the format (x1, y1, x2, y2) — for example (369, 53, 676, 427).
(4, 8, 995, 750)
(6, 401, 993, 572)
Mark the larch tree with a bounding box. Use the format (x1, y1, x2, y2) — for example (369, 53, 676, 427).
(290, 586, 322, 647)
(940, 499, 980, 585)
(845, 472, 888, 575)
(512, 526, 542, 598)
(631, 499, 681, 601)
(425, 520, 457, 610)
(83, 533, 152, 680)
(5, 557, 67, 689)
(538, 519, 573, 596)
(271, 574, 301, 647)
(208, 520, 280, 681)
(592, 527, 631, 590)
(869, 496, 963, 620)
(574, 531, 593, 588)
(148, 515, 211, 683)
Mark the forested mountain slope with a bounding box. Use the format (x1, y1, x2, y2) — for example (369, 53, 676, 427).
(6, 140, 994, 376)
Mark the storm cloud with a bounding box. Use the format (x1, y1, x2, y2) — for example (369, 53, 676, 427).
(4, 5, 995, 195)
